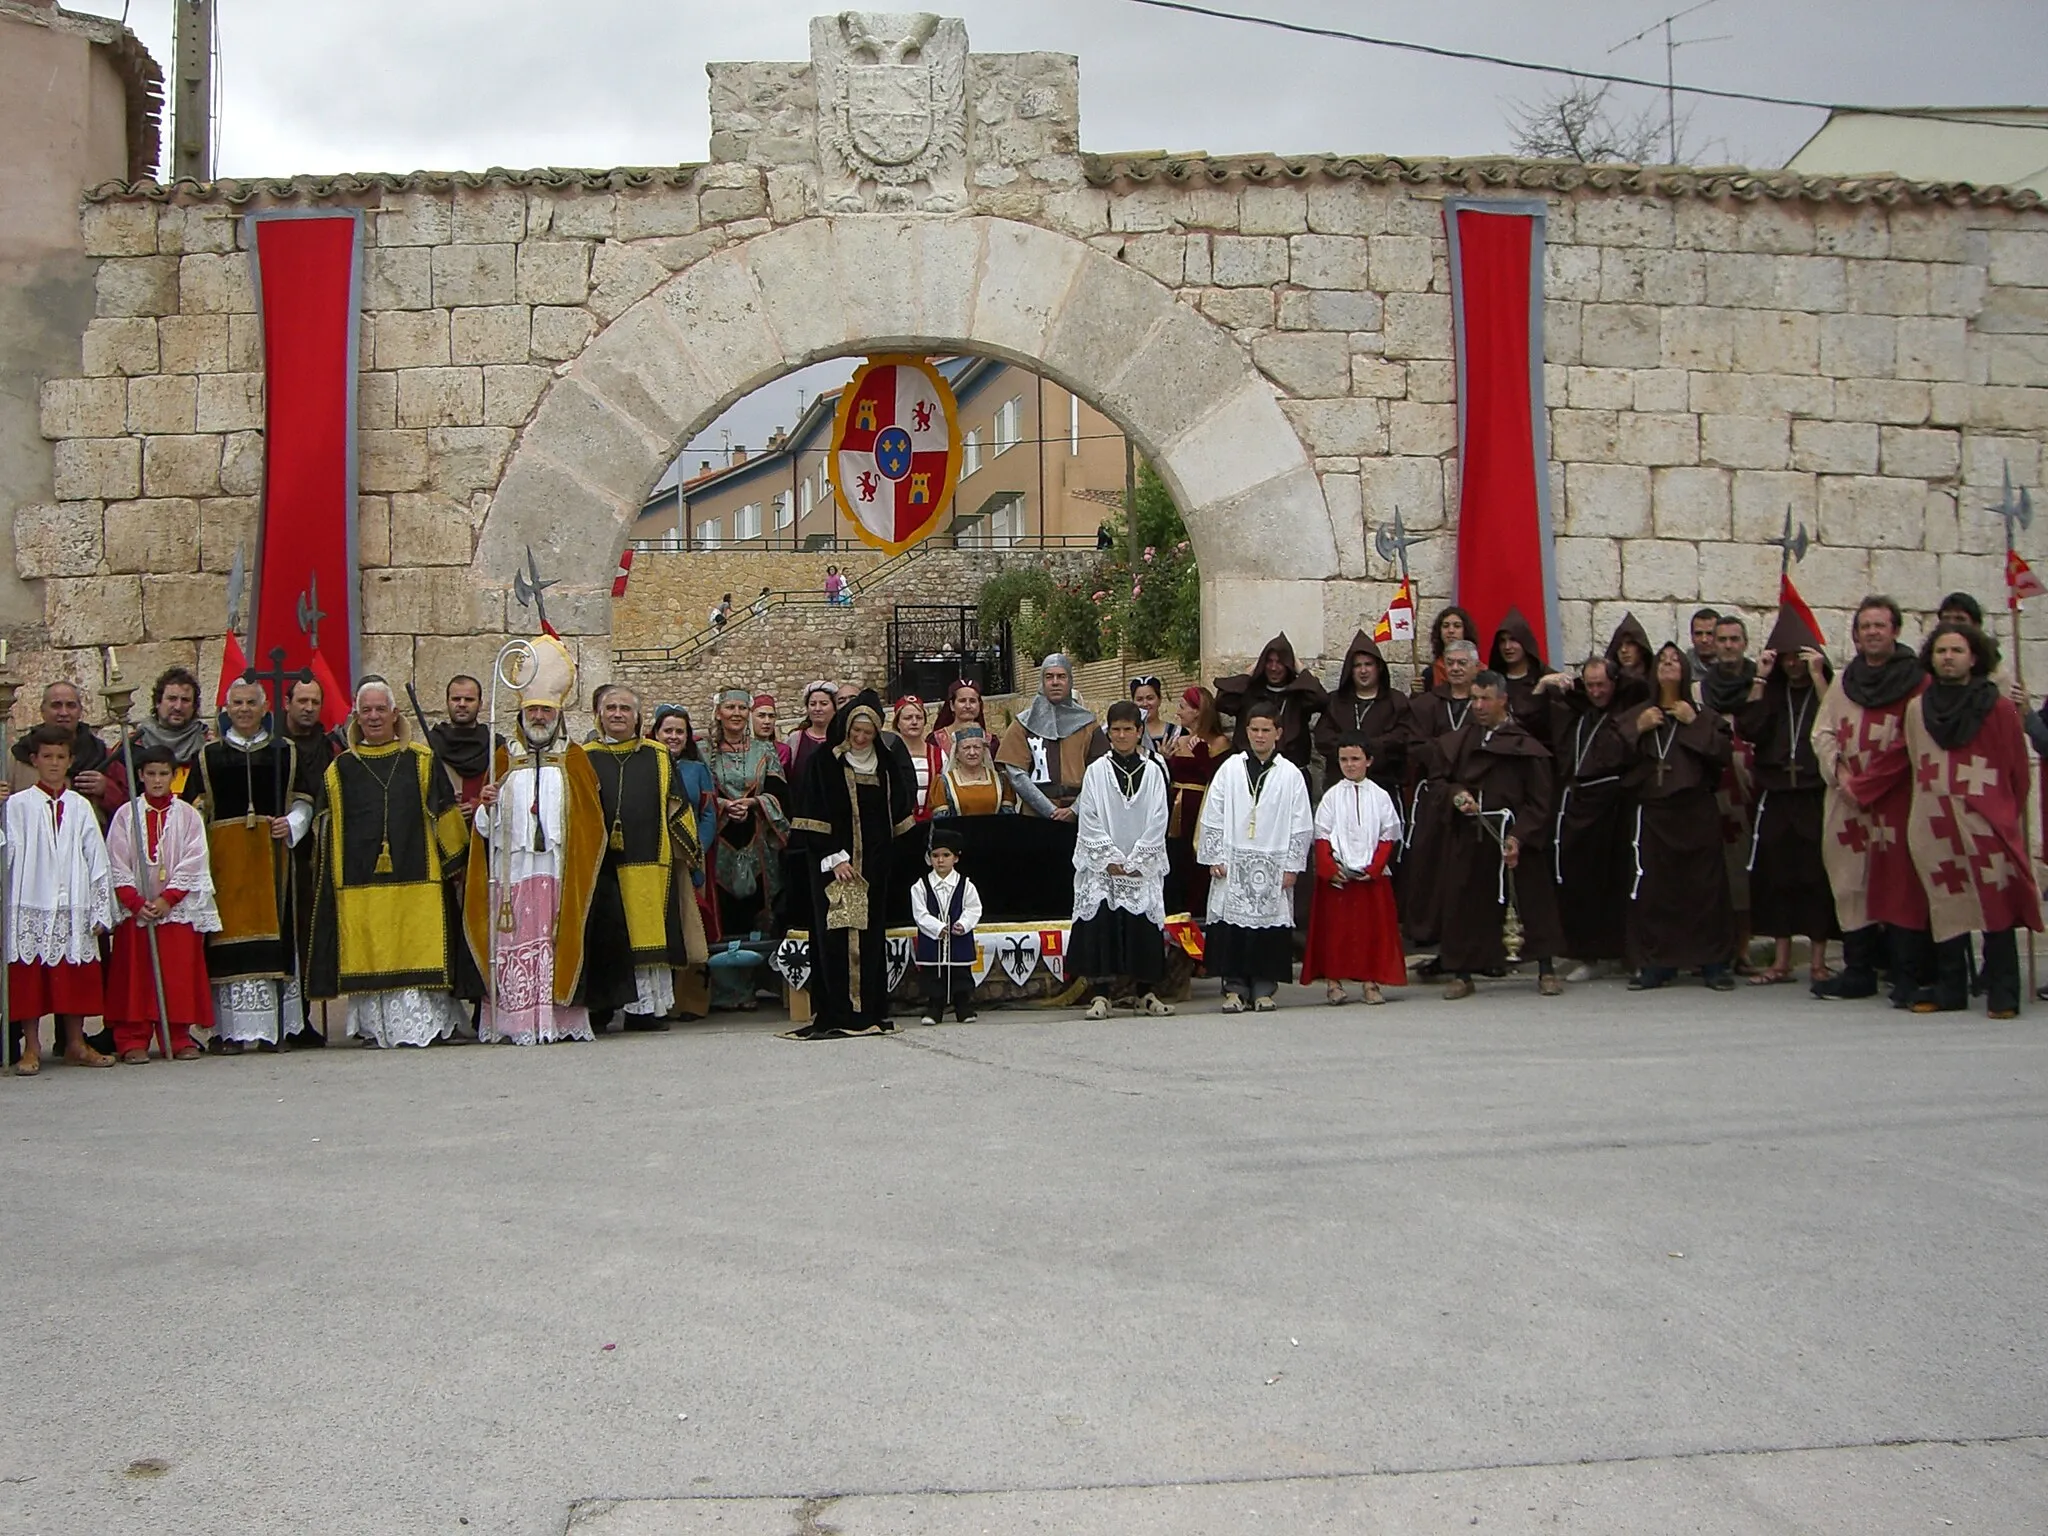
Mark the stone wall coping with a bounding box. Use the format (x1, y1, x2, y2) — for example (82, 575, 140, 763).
(82, 153, 2045, 213)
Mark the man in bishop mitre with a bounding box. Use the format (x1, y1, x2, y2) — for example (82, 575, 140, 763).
(583, 681, 698, 1029)
(306, 678, 472, 1048)
(465, 636, 604, 1044)
(185, 677, 314, 1049)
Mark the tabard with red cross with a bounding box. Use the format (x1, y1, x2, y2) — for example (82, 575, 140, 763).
(829, 355, 963, 556)
(1902, 693, 2043, 943)
(1816, 680, 1928, 932)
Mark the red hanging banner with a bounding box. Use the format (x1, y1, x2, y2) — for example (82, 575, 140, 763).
(1446, 199, 1559, 664)
(244, 210, 363, 684)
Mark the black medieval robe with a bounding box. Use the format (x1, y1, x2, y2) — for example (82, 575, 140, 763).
(1214, 632, 1329, 769)
(184, 733, 307, 985)
(1549, 685, 1642, 963)
(584, 738, 693, 1013)
(1399, 688, 1479, 949)
(792, 738, 917, 1031)
(1620, 704, 1736, 971)
(1430, 716, 1563, 973)
(1737, 673, 1840, 943)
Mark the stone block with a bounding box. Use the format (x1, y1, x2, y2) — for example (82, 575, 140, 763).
(1969, 385, 2048, 432)
(1546, 244, 1602, 302)
(227, 313, 263, 371)
(1878, 426, 1961, 482)
(1652, 466, 1731, 540)
(14, 501, 103, 579)
(357, 495, 391, 567)
(1963, 434, 2039, 489)
(1251, 332, 1351, 398)
(1350, 356, 1406, 398)
(1659, 308, 1733, 370)
(1792, 420, 1879, 475)
(1563, 463, 1651, 537)
(376, 192, 453, 247)
(427, 426, 517, 495)
(82, 317, 159, 377)
(360, 567, 489, 635)
(1575, 197, 1673, 249)
(1581, 304, 1660, 367)
(1621, 539, 1699, 601)
(1542, 300, 1581, 365)
(1987, 334, 2048, 388)
(968, 220, 1085, 363)
(1617, 412, 1697, 467)
(1551, 409, 1619, 463)
(1195, 288, 1273, 331)
(367, 246, 433, 310)
(356, 372, 396, 431)
(1835, 378, 1931, 426)
(1697, 541, 1782, 612)
(389, 493, 476, 566)
(375, 310, 451, 370)
(195, 373, 262, 434)
(450, 306, 532, 365)
(431, 244, 516, 308)
(1896, 316, 1967, 381)
(483, 365, 552, 427)
(701, 183, 767, 224)
(199, 496, 257, 570)
(1566, 367, 1633, 411)
(53, 437, 141, 501)
(1367, 235, 1432, 294)
(40, 377, 127, 439)
(1279, 398, 1385, 458)
(1276, 289, 1382, 334)
(123, 374, 195, 435)
(1406, 360, 1455, 404)
(96, 256, 178, 317)
(1689, 371, 1833, 419)
(1288, 234, 1369, 289)
(218, 431, 264, 497)
(179, 253, 254, 314)
(1632, 369, 1689, 413)
(1731, 469, 1818, 545)
(1209, 235, 1288, 287)
(452, 186, 528, 245)
(766, 166, 816, 224)
(1386, 402, 1456, 458)
(1810, 203, 1889, 259)
(103, 498, 201, 573)
(1042, 187, 1111, 237)
(360, 429, 430, 493)
(1817, 475, 1927, 550)
(154, 313, 228, 375)
(1929, 263, 1990, 319)
(1987, 231, 2048, 288)
(1554, 535, 1621, 598)
(47, 575, 143, 646)
(1732, 310, 1818, 375)
(1381, 292, 1451, 360)
(531, 306, 598, 362)
(1937, 550, 2004, 601)
(1846, 259, 1929, 315)
(1818, 313, 1895, 379)
(1305, 181, 1392, 236)
(1868, 548, 1941, 600)
(1121, 233, 1185, 286)
(81, 201, 158, 257)
(1599, 248, 1703, 305)
(142, 435, 221, 498)
(140, 572, 228, 639)
(396, 367, 484, 429)
(1238, 186, 1306, 235)
(588, 240, 670, 324)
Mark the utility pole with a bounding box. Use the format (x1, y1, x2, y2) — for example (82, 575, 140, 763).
(172, 0, 217, 180)
(1608, 0, 1729, 165)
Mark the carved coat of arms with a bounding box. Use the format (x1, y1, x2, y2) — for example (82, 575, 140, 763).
(812, 12, 969, 214)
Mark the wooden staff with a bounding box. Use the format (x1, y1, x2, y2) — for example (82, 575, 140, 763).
(104, 670, 175, 1062)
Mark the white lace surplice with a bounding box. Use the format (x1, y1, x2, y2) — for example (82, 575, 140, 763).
(347, 987, 463, 1049)
(1195, 752, 1313, 929)
(214, 976, 306, 1044)
(1072, 754, 1170, 927)
(4, 787, 115, 964)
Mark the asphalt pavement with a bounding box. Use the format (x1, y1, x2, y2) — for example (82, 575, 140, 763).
(2, 977, 2043, 1536)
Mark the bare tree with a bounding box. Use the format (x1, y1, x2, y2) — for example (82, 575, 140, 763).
(1507, 77, 1670, 164)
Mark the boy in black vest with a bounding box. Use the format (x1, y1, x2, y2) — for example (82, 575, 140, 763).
(910, 824, 981, 1025)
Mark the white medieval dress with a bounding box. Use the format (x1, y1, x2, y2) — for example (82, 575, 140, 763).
(1068, 750, 1172, 986)
(1196, 749, 1313, 986)
(473, 754, 594, 1045)
(5, 784, 116, 1016)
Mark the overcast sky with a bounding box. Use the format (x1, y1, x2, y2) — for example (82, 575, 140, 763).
(73, 0, 2048, 461)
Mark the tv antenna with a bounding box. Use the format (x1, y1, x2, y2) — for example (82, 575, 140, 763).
(1608, 0, 1731, 165)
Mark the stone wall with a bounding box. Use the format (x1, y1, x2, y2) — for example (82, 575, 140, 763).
(10, 17, 2048, 725)
(612, 547, 883, 652)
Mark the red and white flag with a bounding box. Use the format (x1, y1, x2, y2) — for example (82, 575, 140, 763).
(613, 545, 635, 599)
(2006, 548, 2045, 610)
(1372, 578, 1416, 645)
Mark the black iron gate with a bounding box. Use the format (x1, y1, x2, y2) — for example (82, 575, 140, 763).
(887, 605, 1012, 700)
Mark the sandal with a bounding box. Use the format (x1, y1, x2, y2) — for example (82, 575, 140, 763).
(1253, 996, 1277, 1013)
(65, 1047, 115, 1069)
(1746, 968, 1793, 986)
(1220, 995, 1245, 1014)
(1138, 993, 1176, 1017)
(172, 1046, 203, 1061)
(119, 1049, 151, 1065)
(1362, 983, 1385, 1005)
(1324, 981, 1348, 1005)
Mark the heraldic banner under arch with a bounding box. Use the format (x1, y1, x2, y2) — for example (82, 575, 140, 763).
(828, 354, 965, 556)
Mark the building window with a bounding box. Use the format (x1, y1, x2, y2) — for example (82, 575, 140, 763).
(1069, 394, 1080, 455)
(773, 492, 793, 530)
(994, 397, 1023, 455)
(698, 519, 722, 549)
(799, 478, 814, 518)
(962, 429, 981, 477)
(958, 492, 1024, 549)
(735, 503, 762, 540)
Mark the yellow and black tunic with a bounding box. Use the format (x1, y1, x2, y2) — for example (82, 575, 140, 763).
(582, 738, 694, 1008)
(184, 734, 308, 983)
(306, 740, 472, 998)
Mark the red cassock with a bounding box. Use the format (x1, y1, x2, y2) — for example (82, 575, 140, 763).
(1299, 838, 1407, 987)
(106, 897, 216, 1029)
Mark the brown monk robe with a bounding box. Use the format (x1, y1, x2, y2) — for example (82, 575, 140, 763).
(1488, 607, 1561, 744)
(1213, 631, 1328, 769)
(1547, 657, 1648, 970)
(1620, 643, 1736, 988)
(1736, 607, 1840, 984)
(1432, 673, 1563, 997)
(1399, 640, 1482, 952)
(1312, 631, 1414, 805)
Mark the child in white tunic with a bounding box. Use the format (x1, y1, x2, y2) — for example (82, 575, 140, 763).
(1070, 702, 1175, 1019)
(1196, 701, 1313, 1012)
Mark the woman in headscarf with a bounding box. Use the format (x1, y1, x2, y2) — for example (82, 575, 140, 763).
(705, 687, 788, 938)
(890, 696, 944, 820)
(1606, 613, 1654, 683)
(787, 690, 916, 1039)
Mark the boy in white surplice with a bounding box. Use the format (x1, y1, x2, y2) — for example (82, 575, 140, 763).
(1070, 701, 1174, 1020)
(1197, 700, 1313, 1012)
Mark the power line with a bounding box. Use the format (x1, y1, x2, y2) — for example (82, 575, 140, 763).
(1120, 0, 2048, 136)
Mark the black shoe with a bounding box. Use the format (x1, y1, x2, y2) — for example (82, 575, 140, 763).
(622, 1016, 669, 1033)
(1703, 967, 1735, 992)
(292, 1026, 328, 1048)
(1627, 973, 1665, 991)
(1813, 971, 1877, 1000)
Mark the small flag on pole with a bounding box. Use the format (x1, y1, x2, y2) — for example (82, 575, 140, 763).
(613, 546, 635, 599)
(308, 648, 351, 730)
(215, 631, 250, 708)
(1373, 578, 1416, 645)
(2007, 548, 2046, 610)
(1778, 572, 1826, 649)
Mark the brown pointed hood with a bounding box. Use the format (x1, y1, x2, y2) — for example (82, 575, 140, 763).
(1605, 613, 1654, 675)
(1489, 607, 1547, 676)
(1331, 629, 1392, 703)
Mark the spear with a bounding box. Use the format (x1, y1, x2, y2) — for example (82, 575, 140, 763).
(1374, 506, 1428, 690)
(104, 664, 174, 1062)
(1990, 466, 2037, 1004)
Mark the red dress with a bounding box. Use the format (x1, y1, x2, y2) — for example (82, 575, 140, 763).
(1299, 838, 1407, 986)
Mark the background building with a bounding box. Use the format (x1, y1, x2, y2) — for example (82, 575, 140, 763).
(1784, 107, 2048, 195)
(630, 357, 1128, 551)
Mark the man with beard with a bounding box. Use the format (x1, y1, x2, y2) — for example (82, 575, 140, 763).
(428, 675, 501, 824)
(1432, 672, 1563, 999)
(996, 654, 1108, 821)
(584, 683, 694, 1031)
(1313, 632, 1412, 805)
(1621, 643, 1737, 991)
(7, 682, 115, 820)
(1700, 613, 1760, 971)
(186, 678, 314, 1049)
(103, 667, 210, 803)
(1814, 596, 1930, 1004)
(1540, 655, 1645, 981)
(1738, 608, 1839, 987)
(1213, 633, 1328, 770)
(467, 636, 606, 1044)
(1902, 623, 2041, 1018)
(1401, 638, 1481, 957)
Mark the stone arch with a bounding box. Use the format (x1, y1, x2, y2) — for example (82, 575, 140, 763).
(473, 216, 1341, 662)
